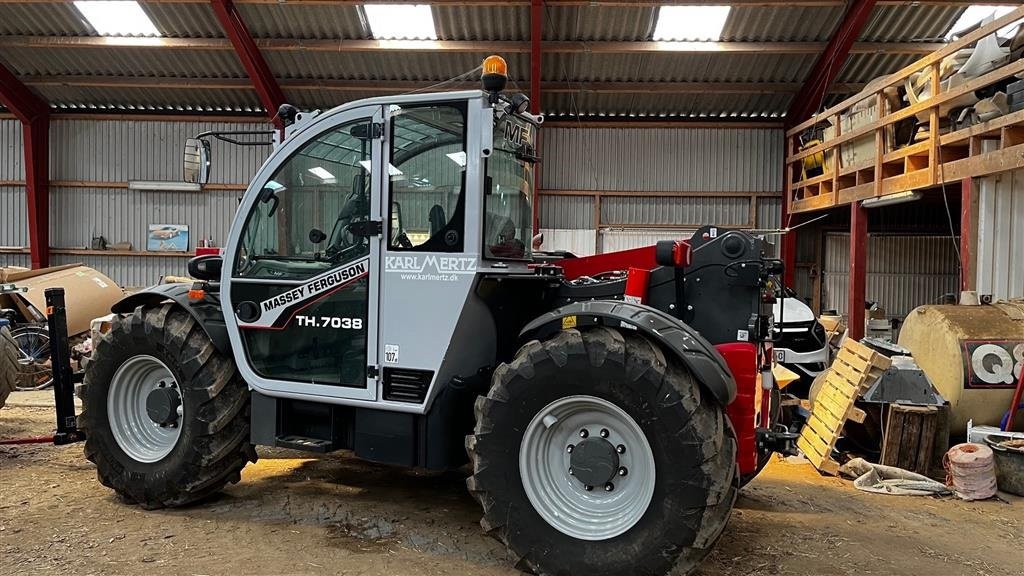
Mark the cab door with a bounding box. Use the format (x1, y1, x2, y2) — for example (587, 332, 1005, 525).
(223, 106, 384, 402)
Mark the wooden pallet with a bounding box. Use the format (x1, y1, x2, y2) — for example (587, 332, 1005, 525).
(797, 339, 892, 475)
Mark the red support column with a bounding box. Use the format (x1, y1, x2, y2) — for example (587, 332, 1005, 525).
(787, 0, 877, 122)
(530, 0, 542, 235)
(23, 118, 49, 269)
(959, 178, 973, 291)
(211, 0, 285, 123)
(848, 202, 868, 340)
(0, 61, 50, 269)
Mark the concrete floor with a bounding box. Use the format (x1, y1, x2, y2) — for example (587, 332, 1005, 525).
(1, 392, 1021, 576)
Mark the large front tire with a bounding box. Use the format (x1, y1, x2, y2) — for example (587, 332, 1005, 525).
(79, 304, 257, 509)
(467, 327, 737, 576)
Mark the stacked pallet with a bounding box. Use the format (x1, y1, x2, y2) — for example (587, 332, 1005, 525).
(798, 339, 892, 475)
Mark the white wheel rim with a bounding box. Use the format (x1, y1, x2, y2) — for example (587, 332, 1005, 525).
(107, 355, 183, 463)
(519, 395, 656, 541)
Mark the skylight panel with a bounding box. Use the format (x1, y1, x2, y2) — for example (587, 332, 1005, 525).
(74, 1, 160, 37)
(308, 167, 337, 184)
(945, 5, 1017, 40)
(363, 4, 437, 40)
(653, 6, 731, 42)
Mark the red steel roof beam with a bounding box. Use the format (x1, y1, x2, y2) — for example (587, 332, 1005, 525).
(210, 0, 285, 123)
(0, 61, 50, 268)
(787, 0, 878, 124)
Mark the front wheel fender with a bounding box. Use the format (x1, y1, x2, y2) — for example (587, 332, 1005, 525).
(520, 300, 737, 406)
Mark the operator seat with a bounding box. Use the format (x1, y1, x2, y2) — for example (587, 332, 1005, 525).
(428, 204, 447, 238)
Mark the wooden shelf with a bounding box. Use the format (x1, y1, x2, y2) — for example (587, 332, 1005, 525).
(0, 248, 195, 258)
(784, 5, 1024, 214)
(53, 249, 196, 258)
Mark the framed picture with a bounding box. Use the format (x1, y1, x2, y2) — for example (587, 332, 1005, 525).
(147, 224, 189, 252)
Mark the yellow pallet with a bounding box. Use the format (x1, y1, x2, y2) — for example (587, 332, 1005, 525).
(797, 339, 891, 475)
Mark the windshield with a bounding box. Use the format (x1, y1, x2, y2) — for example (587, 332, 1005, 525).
(484, 115, 535, 260)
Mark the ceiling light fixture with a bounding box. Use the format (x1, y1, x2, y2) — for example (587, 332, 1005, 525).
(363, 4, 437, 40)
(73, 1, 160, 37)
(861, 190, 922, 208)
(653, 6, 731, 42)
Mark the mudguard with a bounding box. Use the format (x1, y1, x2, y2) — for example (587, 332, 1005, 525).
(520, 300, 737, 406)
(111, 283, 230, 355)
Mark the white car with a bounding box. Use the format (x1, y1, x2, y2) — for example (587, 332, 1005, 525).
(772, 293, 829, 381)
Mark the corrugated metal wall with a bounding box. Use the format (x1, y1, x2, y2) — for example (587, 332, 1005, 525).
(49, 119, 269, 183)
(542, 127, 783, 192)
(1, 119, 24, 180)
(537, 127, 784, 255)
(0, 118, 270, 286)
(823, 233, 959, 319)
(540, 194, 594, 229)
(0, 186, 28, 247)
(976, 169, 1024, 300)
(1, 120, 785, 285)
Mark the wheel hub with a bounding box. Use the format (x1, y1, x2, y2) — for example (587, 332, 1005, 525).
(146, 386, 181, 427)
(107, 355, 184, 463)
(569, 437, 619, 487)
(519, 395, 657, 541)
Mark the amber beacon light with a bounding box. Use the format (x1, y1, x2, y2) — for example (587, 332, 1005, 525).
(481, 55, 508, 95)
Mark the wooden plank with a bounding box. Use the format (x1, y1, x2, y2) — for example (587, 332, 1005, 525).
(830, 355, 868, 388)
(848, 406, 867, 424)
(881, 168, 933, 195)
(939, 143, 1024, 182)
(939, 108, 1024, 146)
(839, 340, 891, 370)
(797, 435, 826, 464)
(836, 182, 877, 205)
(799, 431, 833, 465)
(812, 398, 847, 428)
(816, 384, 857, 422)
(807, 412, 843, 439)
(791, 193, 836, 213)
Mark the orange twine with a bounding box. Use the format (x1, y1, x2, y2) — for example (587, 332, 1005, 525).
(943, 443, 997, 501)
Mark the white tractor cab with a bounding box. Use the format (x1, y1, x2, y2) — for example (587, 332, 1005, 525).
(80, 56, 796, 576)
(772, 287, 830, 389)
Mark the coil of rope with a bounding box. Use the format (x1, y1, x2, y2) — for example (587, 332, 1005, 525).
(943, 443, 997, 501)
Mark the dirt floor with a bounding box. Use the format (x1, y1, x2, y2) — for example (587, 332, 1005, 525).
(1, 393, 1021, 576)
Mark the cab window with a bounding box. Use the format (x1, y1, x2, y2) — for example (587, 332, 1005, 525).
(484, 115, 534, 260)
(234, 117, 374, 279)
(387, 104, 467, 252)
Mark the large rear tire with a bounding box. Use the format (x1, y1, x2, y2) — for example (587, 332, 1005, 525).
(79, 304, 257, 509)
(0, 326, 18, 410)
(467, 327, 737, 576)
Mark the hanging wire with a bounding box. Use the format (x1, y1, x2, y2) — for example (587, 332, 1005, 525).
(398, 65, 485, 96)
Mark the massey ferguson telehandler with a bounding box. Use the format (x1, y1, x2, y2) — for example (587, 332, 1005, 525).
(78, 56, 794, 576)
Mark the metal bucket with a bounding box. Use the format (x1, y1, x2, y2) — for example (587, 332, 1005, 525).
(985, 434, 1024, 496)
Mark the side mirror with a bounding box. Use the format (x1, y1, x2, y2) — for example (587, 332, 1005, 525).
(188, 254, 222, 281)
(183, 138, 210, 185)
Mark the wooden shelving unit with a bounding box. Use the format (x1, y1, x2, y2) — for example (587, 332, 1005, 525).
(785, 6, 1024, 214)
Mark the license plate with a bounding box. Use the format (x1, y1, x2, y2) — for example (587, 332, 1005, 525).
(775, 350, 786, 362)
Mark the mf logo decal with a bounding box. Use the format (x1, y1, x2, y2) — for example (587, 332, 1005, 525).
(503, 119, 532, 146)
(386, 255, 476, 282)
(962, 340, 1024, 388)
(238, 256, 369, 330)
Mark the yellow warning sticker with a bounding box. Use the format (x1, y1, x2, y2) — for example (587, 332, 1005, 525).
(561, 315, 577, 330)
